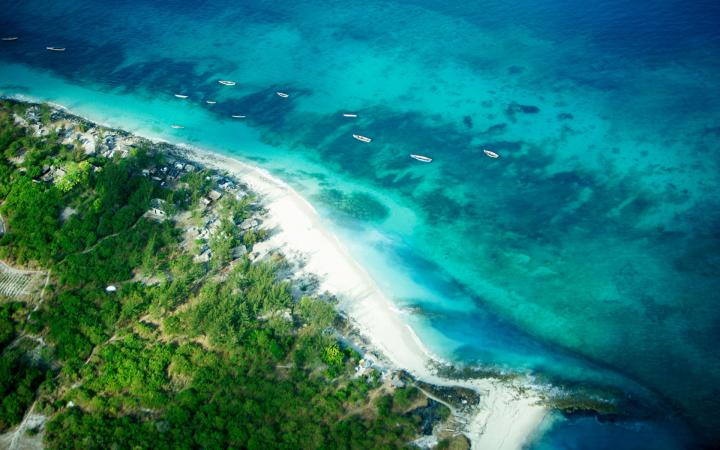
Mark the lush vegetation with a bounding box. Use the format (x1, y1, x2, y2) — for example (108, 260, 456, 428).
(0, 343, 50, 431)
(0, 302, 50, 432)
(0, 101, 444, 448)
(0, 302, 23, 348)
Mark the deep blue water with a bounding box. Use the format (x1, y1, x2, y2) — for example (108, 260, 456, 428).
(2, 0, 720, 447)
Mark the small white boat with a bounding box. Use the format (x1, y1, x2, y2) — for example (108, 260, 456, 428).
(171, 124, 185, 129)
(410, 154, 432, 163)
(174, 94, 188, 99)
(206, 100, 217, 104)
(276, 92, 289, 98)
(218, 80, 236, 86)
(342, 113, 358, 118)
(352, 134, 372, 143)
(231, 115, 246, 119)
(46, 47, 65, 51)
(2, 37, 19, 41)
(483, 149, 500, 158)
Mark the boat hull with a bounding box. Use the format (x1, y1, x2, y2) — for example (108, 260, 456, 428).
(352, 134, 372, 143)
(410, 154, 432, 162)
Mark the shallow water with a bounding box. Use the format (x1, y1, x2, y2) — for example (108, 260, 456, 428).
(2, 0, 719, 446)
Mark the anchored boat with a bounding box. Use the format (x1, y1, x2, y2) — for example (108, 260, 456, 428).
(46, 47, 65, 51)
(276, 92, 289, 98)
(352, 134, 372, 143)
(342, 113, 358, 118)
(218, 80, 236, 86)
(231, 115, 246, 119)
(171, 125, 185, 129)
(206, 100, 217, 104)
(483, 149, 499, 158)
(410, 154, 432, 163)
(2, 37, 19, 41)
(174, 94, 189, 99)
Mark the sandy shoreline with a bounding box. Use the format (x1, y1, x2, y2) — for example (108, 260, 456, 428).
(3, 96, 549, 448)
(178, 145, 549, 450)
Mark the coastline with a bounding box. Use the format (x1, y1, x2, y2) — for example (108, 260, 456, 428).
(177, 141, 550, 450)
(5, 98, 550, 449)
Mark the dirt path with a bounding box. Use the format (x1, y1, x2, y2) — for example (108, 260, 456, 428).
(24, 271, 51, 323)
(77, 216, 144, 256)
(4, 400, 46, 450)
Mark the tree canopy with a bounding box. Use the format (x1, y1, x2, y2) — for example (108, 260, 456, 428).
(0, 101, 444, 449)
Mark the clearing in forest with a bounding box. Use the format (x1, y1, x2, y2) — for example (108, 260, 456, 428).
(0, 261, 44, 299)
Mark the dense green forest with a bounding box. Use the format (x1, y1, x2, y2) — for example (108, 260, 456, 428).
(0, 101, 450, 449)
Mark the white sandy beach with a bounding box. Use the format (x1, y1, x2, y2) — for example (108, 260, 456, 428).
(181, 146, 549, 450)
(5, 96, 548, 448)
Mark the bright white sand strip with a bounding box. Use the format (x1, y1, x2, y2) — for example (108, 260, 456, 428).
(5, 97, 548, 448)
(182, 146, 548, 450)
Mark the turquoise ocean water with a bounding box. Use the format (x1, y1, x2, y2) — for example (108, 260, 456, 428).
(2, 1, 719, 447)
